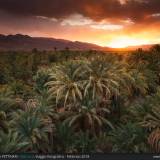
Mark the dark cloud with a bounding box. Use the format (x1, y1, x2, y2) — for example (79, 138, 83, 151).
(0, 0, 160, 23)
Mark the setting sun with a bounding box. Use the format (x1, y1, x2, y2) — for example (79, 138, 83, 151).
(107, 37, 149, 48)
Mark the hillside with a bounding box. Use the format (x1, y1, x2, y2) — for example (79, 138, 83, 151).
(0, 34, 158, 51)
(0, 34, 105, 51)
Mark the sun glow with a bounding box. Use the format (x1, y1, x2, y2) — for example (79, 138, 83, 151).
(107, 37, 149, 48)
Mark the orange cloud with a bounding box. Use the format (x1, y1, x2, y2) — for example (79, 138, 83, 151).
(0, 0, 160, 48)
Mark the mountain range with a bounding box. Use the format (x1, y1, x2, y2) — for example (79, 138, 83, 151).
(0, 34, 103, 51)
(0, 34, 157, 51)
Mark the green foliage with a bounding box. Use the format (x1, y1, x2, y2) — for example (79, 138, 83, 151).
(47, 61, 84, 106)
(54, 123, 75, 153)
(0, 130, 29, 153)
(74, 131, 97, 153)
(82, 57, 129, 99)
(141, 95, 160, 152)
(63, 95, 113, 135)
(9, 80, 34, 99)
(33, 68, 50, 94)
(12, 106, 52, 152)
(0, 47, 160, 153)
(109, 122, 149, 153)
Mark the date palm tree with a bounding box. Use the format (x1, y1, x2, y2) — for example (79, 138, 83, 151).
(11, 104, 52, 152)
(142, 101, 160, 153)
(46, 61, 84, 107)
(0, 86, 20, 132)
(54, 123, 76, 153)
(0, 130, 29, 153)
(63, 96, 113, 136)
(81, 58, 132, 100)
(0, 111, 8, 133)
(109, 122, 149, 153)
(133, 88, 160, 153)
(127, 62, 155, 96)
(74, 131, 97, 153)
(142, 106, 160, 153)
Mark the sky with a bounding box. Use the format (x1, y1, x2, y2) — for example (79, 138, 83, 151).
(0, 0, 160, 48)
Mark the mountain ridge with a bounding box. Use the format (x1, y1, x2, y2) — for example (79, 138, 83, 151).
(0, 34, 105, 51)
(0, 34, 158, 51)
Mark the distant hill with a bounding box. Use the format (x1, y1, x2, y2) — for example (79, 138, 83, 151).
(0, 34, 105, 51)
(0, 34, 158, 51)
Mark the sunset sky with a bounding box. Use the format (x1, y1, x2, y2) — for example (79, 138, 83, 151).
(0, 0, 160, 48)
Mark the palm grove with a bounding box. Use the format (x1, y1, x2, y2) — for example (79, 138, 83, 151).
(0, 46, 160, 153)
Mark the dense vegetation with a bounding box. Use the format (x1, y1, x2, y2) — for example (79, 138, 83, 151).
(1, 46, 160, 153)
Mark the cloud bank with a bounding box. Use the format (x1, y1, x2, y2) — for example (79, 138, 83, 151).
(0, 0, 160, 47)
